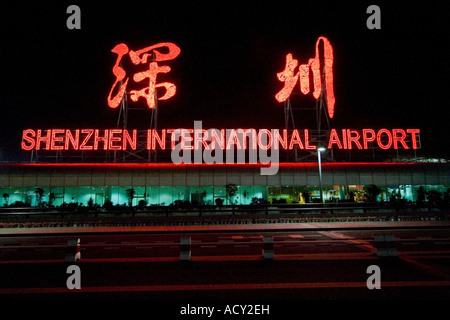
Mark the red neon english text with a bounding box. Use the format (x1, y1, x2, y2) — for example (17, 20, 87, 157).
(21, 129, 138, 151)
(146, 128, 317, 151)
(327, 129, 420, 150)
(21, 128, 420, 151)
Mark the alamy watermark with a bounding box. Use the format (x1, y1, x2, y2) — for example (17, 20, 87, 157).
(367, 5, 381, 30)
(66, 5, 81, 30)
(170, 121, 280, 175)
(66, 264, 81, 290)
(366, 265, 381, 289)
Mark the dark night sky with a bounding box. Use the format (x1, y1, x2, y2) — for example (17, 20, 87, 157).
(1, 1, 449, 161)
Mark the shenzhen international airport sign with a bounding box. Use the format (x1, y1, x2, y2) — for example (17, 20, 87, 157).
(21, 37, 421, 175)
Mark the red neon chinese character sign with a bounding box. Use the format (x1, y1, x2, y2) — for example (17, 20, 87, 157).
(275, 36, 336, 118)
(107, 42, 181, 109)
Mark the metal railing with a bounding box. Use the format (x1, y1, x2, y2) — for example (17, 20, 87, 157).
(0, 201, 447, 219)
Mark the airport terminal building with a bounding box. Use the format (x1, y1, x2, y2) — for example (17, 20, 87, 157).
(2, 37, 449, 209)
(1, 161, 449, 208)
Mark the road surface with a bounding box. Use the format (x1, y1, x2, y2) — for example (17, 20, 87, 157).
(1, 220, 449, 309)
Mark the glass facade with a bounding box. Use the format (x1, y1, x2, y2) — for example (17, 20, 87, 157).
(1, 184, 448, 207)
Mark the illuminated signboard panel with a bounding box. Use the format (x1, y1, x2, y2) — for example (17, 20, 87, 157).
(276, 36, 335, 118)
(107, 42, 180, 109)
(20, 36, 422, 167)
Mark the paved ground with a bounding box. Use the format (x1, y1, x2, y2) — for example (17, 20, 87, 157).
(1, 220, 449, 236)
(1, 219, 449, 309)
